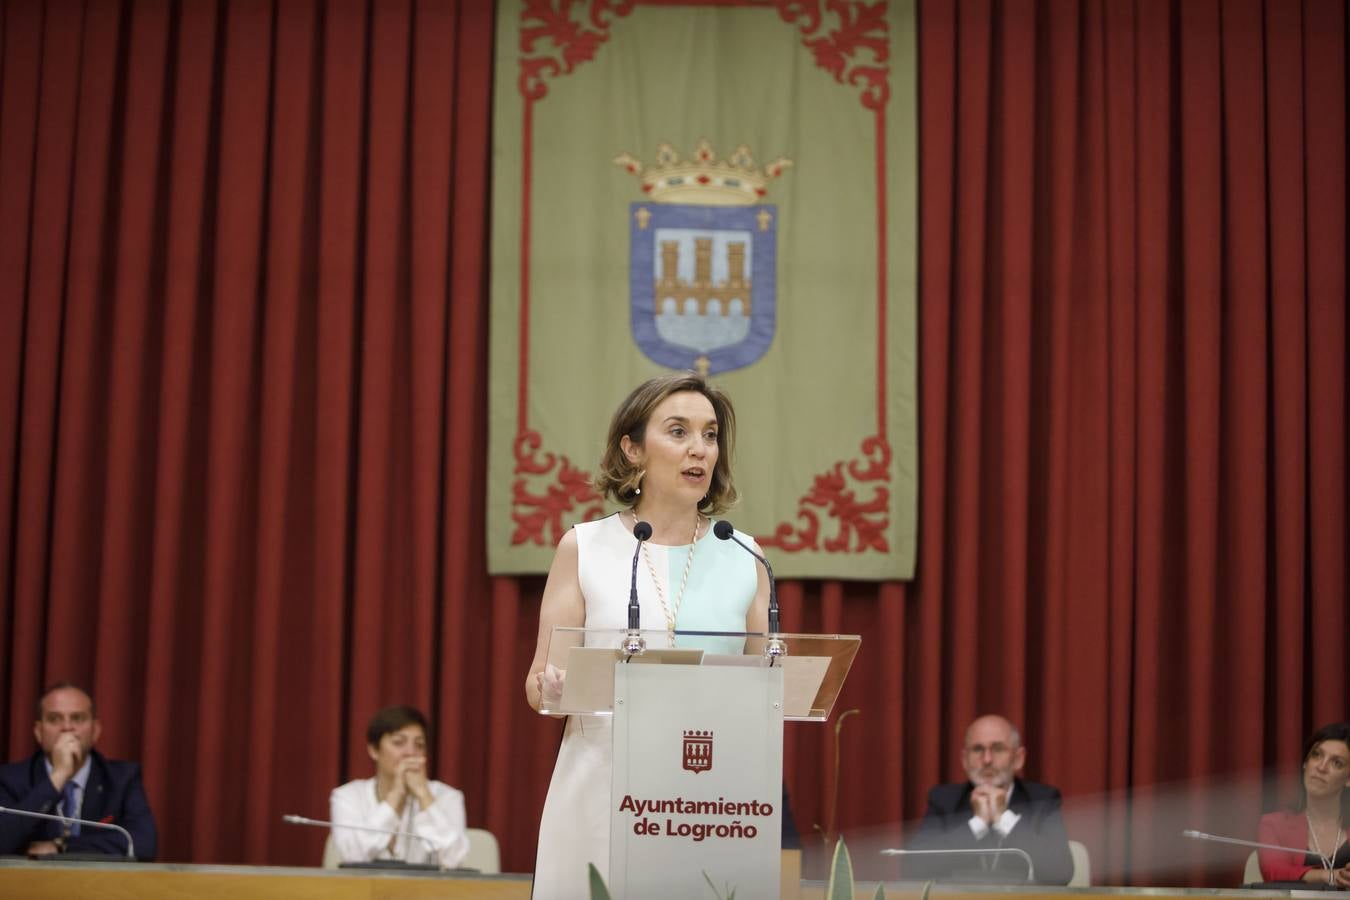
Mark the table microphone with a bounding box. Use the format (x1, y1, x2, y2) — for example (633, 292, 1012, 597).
(623, 520, 652, 657)
(712, 520, 784, 658)
(282, 813, 441, 865)
(881, 846, 1036, 883)
(1182, 828, 1332, 857)
(0, 804, 136, 859)
(1182, 830, 1348, 888)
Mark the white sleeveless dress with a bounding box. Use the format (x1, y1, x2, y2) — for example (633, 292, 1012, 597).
(531, 513, 760, 899)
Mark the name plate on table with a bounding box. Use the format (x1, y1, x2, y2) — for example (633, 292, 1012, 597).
(610, 664, 783, 899)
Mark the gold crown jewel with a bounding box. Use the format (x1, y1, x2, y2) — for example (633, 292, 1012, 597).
(614, 139, 792, 206)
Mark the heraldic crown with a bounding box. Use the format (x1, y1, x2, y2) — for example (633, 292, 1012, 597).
(614, 139, 792, 206)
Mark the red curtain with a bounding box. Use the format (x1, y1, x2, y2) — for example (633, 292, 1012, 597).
(898, 0, 1346, 885)
(1, 0, 1344, 884)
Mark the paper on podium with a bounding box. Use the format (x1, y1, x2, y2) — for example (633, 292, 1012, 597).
(780, 656, 831, 717)
(703, 654, 830, 717)
(558, 646, 705, 714)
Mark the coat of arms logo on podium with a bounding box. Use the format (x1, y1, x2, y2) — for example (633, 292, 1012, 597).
(615, 140, 792, 375)
(682, 728, 715, 774)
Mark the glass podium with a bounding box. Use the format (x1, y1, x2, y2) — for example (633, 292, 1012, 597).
(537, 627, 860, 722)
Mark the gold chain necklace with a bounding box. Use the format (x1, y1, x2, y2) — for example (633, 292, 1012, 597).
(631, 511, 701, 631)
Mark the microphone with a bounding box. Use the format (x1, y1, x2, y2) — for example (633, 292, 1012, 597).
(881, 846, 1036, 883)
(1181, 830, 1348, 887)
(624, 520, 652, 656)
(712, 521, 783, 653)
(0, 804, 136, 859)
(1182, 828, 1326, 857)
(282, 813, 442, 866)
(629, 520, 653, 630)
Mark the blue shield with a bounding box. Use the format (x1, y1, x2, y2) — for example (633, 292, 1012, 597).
(629, 203, 777, 374)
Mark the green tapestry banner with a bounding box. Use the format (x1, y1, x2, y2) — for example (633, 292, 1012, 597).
(489, 0, 917, 579)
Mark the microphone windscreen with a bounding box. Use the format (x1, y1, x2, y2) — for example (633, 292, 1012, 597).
(712, 520, 735, 540)
(633, 521, 653, 541)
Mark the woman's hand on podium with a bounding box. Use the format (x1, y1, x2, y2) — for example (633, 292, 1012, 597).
(537, 663, 567, 710)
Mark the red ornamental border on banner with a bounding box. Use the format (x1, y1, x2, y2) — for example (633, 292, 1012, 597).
(512, 0, 893, 555)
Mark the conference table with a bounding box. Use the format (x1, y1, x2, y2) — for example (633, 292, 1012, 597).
(0, 858, 1332, 900)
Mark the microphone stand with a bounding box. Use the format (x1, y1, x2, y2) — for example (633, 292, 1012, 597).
(0, 804, 136, 860)
(712, 520, 786, 662)
(1182, 830, 1348, 888)
(282, 814, 444, 870)
(623, 520, 652, 658)
(1182, 829, 1325, 855)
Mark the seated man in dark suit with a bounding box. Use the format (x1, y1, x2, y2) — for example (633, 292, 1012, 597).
(904, 714, 1072, 884)
(0, 682, 158, 860)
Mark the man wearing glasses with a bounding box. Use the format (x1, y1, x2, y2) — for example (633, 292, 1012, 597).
(904, 714, 1072, 884)
(0, 682, 158, 859)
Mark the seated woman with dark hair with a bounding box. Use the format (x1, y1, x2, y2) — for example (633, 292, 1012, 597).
(329, 705, 469, 867)
(1257, 722, 1350, 886)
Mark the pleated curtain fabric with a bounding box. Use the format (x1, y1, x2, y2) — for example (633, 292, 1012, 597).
(0, 0, 1344, 884)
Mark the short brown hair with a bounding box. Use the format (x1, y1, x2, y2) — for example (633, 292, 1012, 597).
(593, 373, 738, 515)
(35, 682, 96, 720)
(365, 705, 430, 750)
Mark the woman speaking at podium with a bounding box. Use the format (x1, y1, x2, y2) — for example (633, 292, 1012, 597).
(524, 373, 770, 899)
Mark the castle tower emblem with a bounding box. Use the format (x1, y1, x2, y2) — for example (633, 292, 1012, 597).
(682, 729, 714, 774)
(615, 140, 790, 375)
